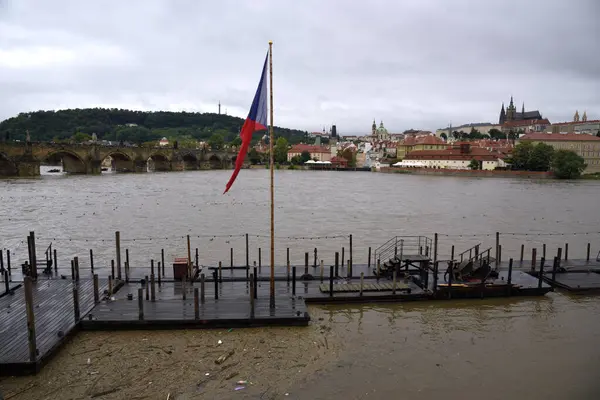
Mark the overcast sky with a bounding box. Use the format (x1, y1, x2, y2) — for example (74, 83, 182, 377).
(1, 0, 599, 134)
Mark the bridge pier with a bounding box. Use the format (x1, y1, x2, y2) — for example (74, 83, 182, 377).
(133, 160, 147, 173)
(112, 158, 134, 173)
(15, 160, 40, 177)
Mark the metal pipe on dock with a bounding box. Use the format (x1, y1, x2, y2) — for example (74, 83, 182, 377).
(230, 248, 233, 268)
(160, 249, 165, 278)
(538, 257, 545, 289)
(108, 276, 113, 297)
(259, 247, 262, 268)
(138, 288, 144, 320)
(329, 266, 333, 297)
(335, 252, 339, 277)
(495, 232, 499, 268)
(115, 231, 122, 280)
(194, 288, 200, 319)
(93, 274, 99, 303)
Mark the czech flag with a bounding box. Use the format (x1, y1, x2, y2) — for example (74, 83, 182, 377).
(223, 53, 268, 194)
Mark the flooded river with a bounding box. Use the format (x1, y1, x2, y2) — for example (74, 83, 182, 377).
(1, 170, 600, 399)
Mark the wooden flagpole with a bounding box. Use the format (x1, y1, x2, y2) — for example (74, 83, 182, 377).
(268, 41, 275, 307)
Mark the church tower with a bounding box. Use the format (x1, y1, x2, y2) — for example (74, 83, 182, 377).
(506, 96, 516, 121)
(582, 111, 587, 122)
(372, 119, 377, 136)
(574, 110, 580, 122)
(521, 102, 525, 117)
(499, 103, 506, 124)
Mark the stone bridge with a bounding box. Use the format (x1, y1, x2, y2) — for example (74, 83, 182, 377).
(0, 142, 239, 176)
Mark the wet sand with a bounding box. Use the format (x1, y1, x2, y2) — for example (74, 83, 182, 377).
(0, 308, 340, 400)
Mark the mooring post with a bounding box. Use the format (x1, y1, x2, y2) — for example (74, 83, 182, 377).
(89, 249, 94, 275)
(368, 246, 372, 269)
(30, 231, 38, 279)
(286, 247, 290, 268)
(551, 256, 559, 287)
(126, 248, 130, 276)
(8, 249, 12, 276)
(287, 261, 290, 283)
(145, 275, 149, 300)
(182, 275, 187, 300)
(70, 259, 75, 280)
(3, 270, 9, 294)
(557, 248, 562, 264)
(531, 248, 537, 271)
(115, 231, 122, 280)
(341, 247, 345, 269)
(377, 259, 381, 280)
(74, 256, 80, 281)
(108, 276, 113, 297)
(24, 277, 37, 362)
(249, 273, 255, 318)
(313, 248, 317, 268)
(392, 270, 397, 295)
(542, 243, 546, 259)
(200, 273, 205, 303)
(433, 233, 438, 266)
(1, 250, 4, 273)
(111, 260, 115, 280)
(447, 264, 453, 300)
(292, 266, 296, 295)
(433, 261, 439, 294)
(213, 271, 218, 300)
(195, 247, 199, 269)
(347, 260, 352, 278)
(160, 249, 165, 278)
(138, 288, 144, 320)
(451, 245, 455, 261)
(498, 245, 502, 265)
(93, 274, 99, 303)
(495, 232, 499, 268)
(194, 287, 200, 319)
(520, 244, 524, 263)
(538, 257, 545, 289)
(150, 273, 156, 303)
(253, 266, 258, 299)
(72, 285, 80, 322)
(186, 235, 192, 278)
(218, 261, 222, 283)
(27, 236, 33, 278)
(157, 262, 161, 287)
(245, 233, 249, 268)
(329, 266, 334, 297)
(335, 252, 339, 277)
(320, 260, 324, 283)
(360, 272, 364, 297)
(258, 247, 262, 268)
(420, 246, 423, 256)
(564, 243, 568, 261)
(584, 242, 591, 262)
(304, 252, 309, 275)
(507, 258, 513, 296)
(349, 234, 353, 270)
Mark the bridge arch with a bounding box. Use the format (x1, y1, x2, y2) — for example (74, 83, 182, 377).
(0, 152, 18, 176)
(180, 152, 198, 170)
(208, 154, 223, 169)
(148, 152, 171, 172)
(43, 150, 87, 174)
(101, 150, 134, 173)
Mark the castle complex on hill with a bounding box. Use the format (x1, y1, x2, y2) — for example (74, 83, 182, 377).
(498, 96, 543, 124)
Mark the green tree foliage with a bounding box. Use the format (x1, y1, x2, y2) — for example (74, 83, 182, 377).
(552, 150, 586, 179)
(274, 137, 289, 164)
(171, 135, 197, 149)
(300, 150, 311, 163)
(510, 142, 554, 171)
(248, 148, 262, 164)
(290, 155, 302, 165)
(72, 132, 92, 143)
(230, 137, 242, 147)
(440, 132, 448, 141)
(208, 134, 225, 150)
(338, 148, 357, 167)
(488, 128, 504, 140)
(0, 108, 308, 145)
(467, 128, 485, 140)
(596, 130, 600, 137)
(468, 159, 480, 170)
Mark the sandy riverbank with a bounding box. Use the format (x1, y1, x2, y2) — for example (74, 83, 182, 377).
(0, 307, 340, 400)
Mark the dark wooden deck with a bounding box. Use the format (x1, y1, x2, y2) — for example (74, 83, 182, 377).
(0, 278, 109, 375)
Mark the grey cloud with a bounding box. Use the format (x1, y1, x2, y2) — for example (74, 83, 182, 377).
(1, 0, 599, 134)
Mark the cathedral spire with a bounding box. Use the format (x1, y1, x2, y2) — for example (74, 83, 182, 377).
(522, 102, 525, 115)
(509, 96, 514, 108)
(583, 110, 587, 122)
(574, 110, 580, 122)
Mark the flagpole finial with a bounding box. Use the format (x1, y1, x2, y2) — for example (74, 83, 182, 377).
(269, 40, 273, 44)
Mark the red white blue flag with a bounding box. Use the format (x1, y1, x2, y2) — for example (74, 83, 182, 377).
(223, 53, 268, 194)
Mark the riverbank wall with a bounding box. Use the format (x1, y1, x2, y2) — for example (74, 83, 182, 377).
(379, 167, 554, 179)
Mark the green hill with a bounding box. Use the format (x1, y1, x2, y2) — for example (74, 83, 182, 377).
(0, 108, 309, 145)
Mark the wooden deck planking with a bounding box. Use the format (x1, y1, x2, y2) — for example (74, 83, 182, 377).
(0, 278, 108, 370)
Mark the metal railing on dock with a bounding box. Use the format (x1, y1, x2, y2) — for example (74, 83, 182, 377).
(373, 236, 432, 266)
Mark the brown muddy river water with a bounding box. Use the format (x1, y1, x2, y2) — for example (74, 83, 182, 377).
(1, 170, 600, 399)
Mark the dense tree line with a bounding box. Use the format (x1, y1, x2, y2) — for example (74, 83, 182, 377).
(0, 108, 309, 145)
(509, 142, 586, 179)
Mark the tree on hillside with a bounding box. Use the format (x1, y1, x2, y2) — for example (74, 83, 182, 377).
(300, 150, 311, 163)
(468, 159, 480, 170)
(230, 136, 242, 147)
(468, 128, 484, 140)
(339, 148, 357, 168)
(488, 128, 504, 140)
(208, 133, 224, 150)
(528, 142, 554, 171)
(440, 132, 448, 141)
(274, 137, 289, 164)
(72, 132, 92, 143)
(510, 142, 534, 170)
(248, 148, 261, 164)
(552, 150, 586, 179)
